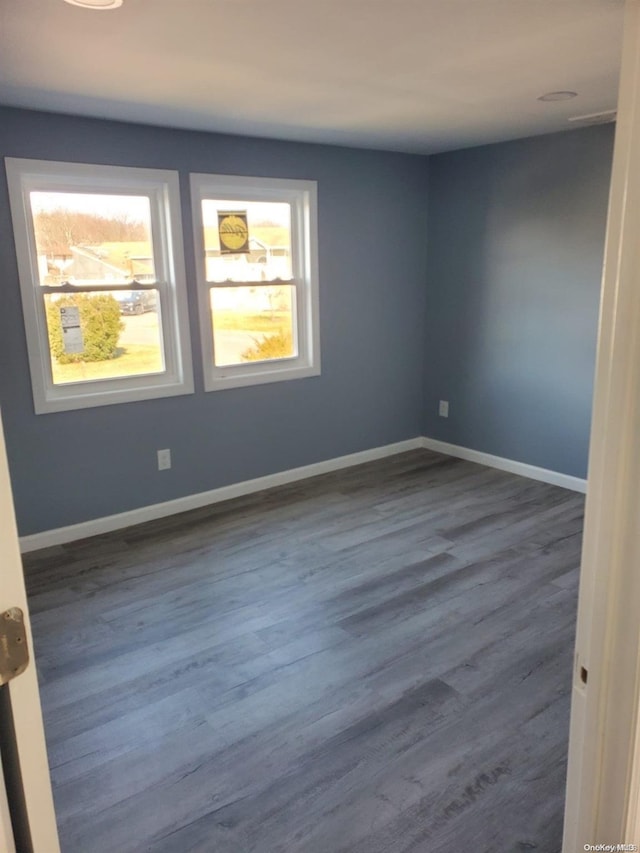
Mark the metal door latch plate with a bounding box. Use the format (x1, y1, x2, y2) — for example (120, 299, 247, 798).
(0, 608, 29, 686)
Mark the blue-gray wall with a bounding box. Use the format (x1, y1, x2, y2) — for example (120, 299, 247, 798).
(423, 126, 614, 479)
(0, 109, 616, 535)
(0, 108, 429, 535)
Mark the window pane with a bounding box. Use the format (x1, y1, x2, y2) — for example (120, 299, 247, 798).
(44, 290, 164, 385)
(211, 285, 296, 366)
(201, 200, 292, 283)
(30, 191, 155, 286)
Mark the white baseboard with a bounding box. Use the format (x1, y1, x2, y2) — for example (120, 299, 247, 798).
(420, 436, 587, 494)
(18, 438, 423, 553)
(19, 435, 587, 553)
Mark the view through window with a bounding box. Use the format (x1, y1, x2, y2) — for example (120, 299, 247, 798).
(6, 159, 193, 413)
(201, 199, 296, 367)
(31, 190, 164, 384)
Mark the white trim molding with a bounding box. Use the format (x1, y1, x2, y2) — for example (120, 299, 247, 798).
(20, 435, 587, 552)
(564, 2, 640, 847)
(420, 436, 587, 493)
(19, 438, 422, 552)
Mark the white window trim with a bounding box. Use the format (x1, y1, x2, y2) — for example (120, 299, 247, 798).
(5, 158, 194, 414)
(190, 173, 320, 391)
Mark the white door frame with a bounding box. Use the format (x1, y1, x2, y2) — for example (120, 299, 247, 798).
(563, 0, 640, 847)
(0, 752, 16, 853)
(0, 408, 59, 852)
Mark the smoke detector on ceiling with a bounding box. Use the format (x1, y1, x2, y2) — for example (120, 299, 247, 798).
(568, 110, 617, 126)
(63, 0, 123, 9)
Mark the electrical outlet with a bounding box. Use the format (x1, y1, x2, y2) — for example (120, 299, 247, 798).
(438, 400, 449, 418)
(157, 448, 171, 471)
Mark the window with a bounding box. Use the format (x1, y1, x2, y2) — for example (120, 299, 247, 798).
(190, 173, 320, 390)
(5, 158, 193, 413)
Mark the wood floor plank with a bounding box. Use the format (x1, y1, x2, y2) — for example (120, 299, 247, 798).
(22, 449, 584, 852)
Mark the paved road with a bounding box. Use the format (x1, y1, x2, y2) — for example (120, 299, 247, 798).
(213, 329, 265, 364)
(120, 313, 160, 346)
(120, 313, 265, 364)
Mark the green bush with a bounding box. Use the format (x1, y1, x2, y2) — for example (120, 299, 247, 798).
(241, 329, 294, 362)
(46, 294, 124, 364)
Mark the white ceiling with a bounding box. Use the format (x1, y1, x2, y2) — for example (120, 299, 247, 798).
(0, 0, 625, 155)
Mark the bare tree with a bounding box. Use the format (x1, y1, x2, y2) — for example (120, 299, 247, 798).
(33, 209, 147, 255)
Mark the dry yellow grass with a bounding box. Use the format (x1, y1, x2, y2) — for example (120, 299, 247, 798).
(212, 310, 290, 333)
(51, 344, 163, 385)
(89, 241, 153, 276)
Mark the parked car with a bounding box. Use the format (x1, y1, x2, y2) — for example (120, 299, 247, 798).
(114, 290, 157, 315)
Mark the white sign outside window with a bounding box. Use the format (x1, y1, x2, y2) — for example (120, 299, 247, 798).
(60, 306, 84, 354)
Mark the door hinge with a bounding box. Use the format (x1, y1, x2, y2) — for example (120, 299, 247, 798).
(0, 608, 29, 686)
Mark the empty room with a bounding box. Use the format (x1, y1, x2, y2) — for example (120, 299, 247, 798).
(0, 1, 636, 851)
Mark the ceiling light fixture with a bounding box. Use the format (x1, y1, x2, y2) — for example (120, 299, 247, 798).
(537, 91, 578, 102)
(63, 0, 123, 9)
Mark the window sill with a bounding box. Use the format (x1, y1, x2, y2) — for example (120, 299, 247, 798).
(33, 375, 195, 414)
(204, 361, 321, 392)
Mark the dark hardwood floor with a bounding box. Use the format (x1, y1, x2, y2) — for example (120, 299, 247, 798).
(22, 449, 584, 853)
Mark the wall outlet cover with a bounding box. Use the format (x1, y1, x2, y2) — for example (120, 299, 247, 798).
(157, 449, 171, 470)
